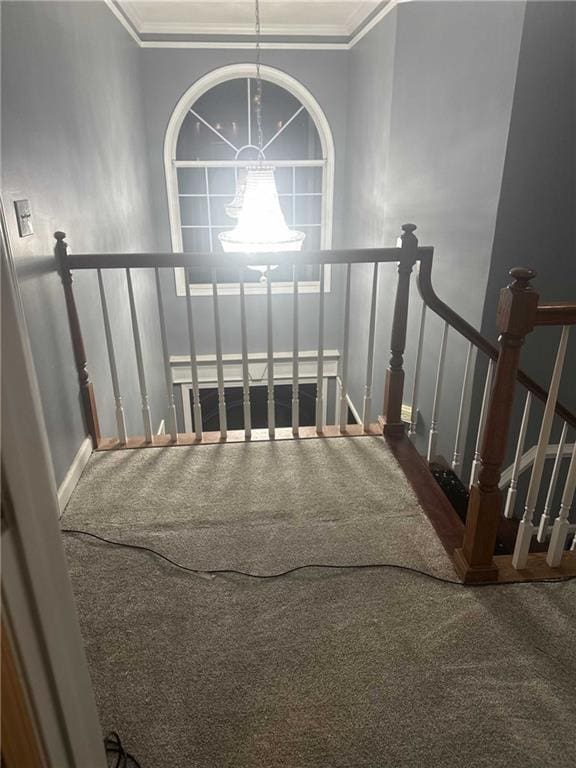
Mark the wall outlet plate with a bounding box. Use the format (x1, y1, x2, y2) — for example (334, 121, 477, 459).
(14, 199, 33, 237)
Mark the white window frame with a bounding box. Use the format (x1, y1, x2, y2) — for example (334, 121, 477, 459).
(164, 63, 335, 297)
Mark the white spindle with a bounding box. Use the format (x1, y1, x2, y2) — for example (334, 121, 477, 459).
(239, 270, 251, 439)
(469, 359, 495, 487)
(339, 263, 352, 432)
(408, 302, 426, 437)
(315, 264, 325, 433)
(154, 268, 177, 441)
(537, 422, 569, 541)
(427, 321, 449, 462)
(292, 264, 299, 436)
(185, 270, 202, 440)
(97, 269, 127, 444)
(451, 341, 474, 474)
(503, 391, 532, 519)
(362, 262, 379, 431)
(513, 325, 570, 569)
(546, 439, 576, 567)
(211, 267, 227, 438)
(126, 268, 153, 443)
(266, 267, 275, 437)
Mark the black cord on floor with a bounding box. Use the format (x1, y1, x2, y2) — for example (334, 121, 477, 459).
(62, 528, 575, 588)
(104, 731, 141, 768)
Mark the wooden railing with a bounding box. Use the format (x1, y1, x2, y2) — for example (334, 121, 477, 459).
(54, 224, 427, 449)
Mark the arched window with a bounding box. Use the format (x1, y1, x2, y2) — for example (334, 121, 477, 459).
(164, 64, 334, 295)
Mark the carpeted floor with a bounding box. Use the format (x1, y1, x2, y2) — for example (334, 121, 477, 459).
(62, 438, 576, 768)
(62, 437, 456, 578)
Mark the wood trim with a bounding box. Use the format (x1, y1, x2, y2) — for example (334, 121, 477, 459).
(1, 620, 48, 768)
(57, 438, 93, 515)
(535, 303, 576, 326)
(417, 251, 576, 429)
(382, 432, 465, 557)
(64, 246, 434, 271)
(492, 551, 576, 583)
(96, 423, 383, 451)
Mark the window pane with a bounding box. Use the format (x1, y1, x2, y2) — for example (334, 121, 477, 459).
(208, 167, 235, 195)
(182, 227, 210, 253)
(264, 110, 322, 162)
(177, 168, 205, 195)
(179, 197, 209, 227)
(295, 195, 322, 227)
(295, 166, 323, 194)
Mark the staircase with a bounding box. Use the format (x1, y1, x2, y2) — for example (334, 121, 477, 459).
(54, 224, 576, 584)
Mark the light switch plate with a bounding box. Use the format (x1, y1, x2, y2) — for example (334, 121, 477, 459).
(14, 199, 33, 237)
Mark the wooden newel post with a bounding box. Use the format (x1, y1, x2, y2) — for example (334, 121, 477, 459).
(54, 232, 101, 448)
(383, 223, 419, 436)
(454, 268, 539, 583)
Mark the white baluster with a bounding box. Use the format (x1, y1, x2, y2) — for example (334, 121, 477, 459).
(408, 302, 426, 437)
(513, 325, 570, 569)
(211, 267, 227, 438)
(339, 263, 352, 433)
(427, 321, 449, 462)
(469, 359, 495, 487)
(266, 267, 275, 438)
(126, 268, 153, 443)
(316, 264, 326, 433)
(185, 268, 203, 440)
(503, 391, 532, 519)
(97, 269, 127, 444)
(546, 439, 576, 567)
(362, 262, 379, 431)
(292, 264, 299, 436)
(239, 270, 251, 439)
(451, 341, 475, 474)
(155, 268, 177, 441)
(538, 422, 569, 541)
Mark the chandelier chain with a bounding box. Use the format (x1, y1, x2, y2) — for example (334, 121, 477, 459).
(255, 0, 264, 154)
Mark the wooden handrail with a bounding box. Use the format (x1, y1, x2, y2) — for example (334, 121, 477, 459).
(535, 303, 576, 326)
(63, 246, 434, 271)
(417, 250, 576, 430)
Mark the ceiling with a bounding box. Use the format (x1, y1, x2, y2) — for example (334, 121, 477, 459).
(118, 1, 384, 37)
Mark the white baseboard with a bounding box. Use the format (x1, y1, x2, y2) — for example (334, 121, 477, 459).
(57, 438, 92, 515)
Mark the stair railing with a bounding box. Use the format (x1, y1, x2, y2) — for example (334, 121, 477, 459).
(53, 224, 425, 448)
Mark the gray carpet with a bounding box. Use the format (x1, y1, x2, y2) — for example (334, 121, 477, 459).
(62, 438, 576, 768)
(62, 437, 457, 578)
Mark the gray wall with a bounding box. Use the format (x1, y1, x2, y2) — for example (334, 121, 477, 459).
(140, 48, 349, 358)
(465, 1, 576, 504)
(1, 0, 165, 484)
(343, 1, 526, 457)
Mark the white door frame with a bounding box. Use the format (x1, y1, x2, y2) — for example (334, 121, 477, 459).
(1, 198, 107, 767)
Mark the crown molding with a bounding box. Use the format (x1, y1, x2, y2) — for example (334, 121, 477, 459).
(104, 0, 401, 50)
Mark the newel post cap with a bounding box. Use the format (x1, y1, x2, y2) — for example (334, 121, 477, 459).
(509, 267, 536, 289)
(399, 223, 418, 255)
(497, 266, 539, 336)
(54, 231, 67, 242)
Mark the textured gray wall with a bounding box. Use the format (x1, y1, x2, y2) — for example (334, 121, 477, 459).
(140, 48, 349, 358)
(343, 1, 525, 459)
(1, 0, 165, 484)
(465, 1, 576, 492)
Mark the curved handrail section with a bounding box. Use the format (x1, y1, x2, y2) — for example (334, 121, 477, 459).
(416, 250, 576, 430)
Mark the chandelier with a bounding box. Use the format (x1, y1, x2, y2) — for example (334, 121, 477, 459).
(218, 0, 305, 258)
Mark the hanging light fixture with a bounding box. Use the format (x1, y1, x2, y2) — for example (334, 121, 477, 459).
(219, 0, 305, 259)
